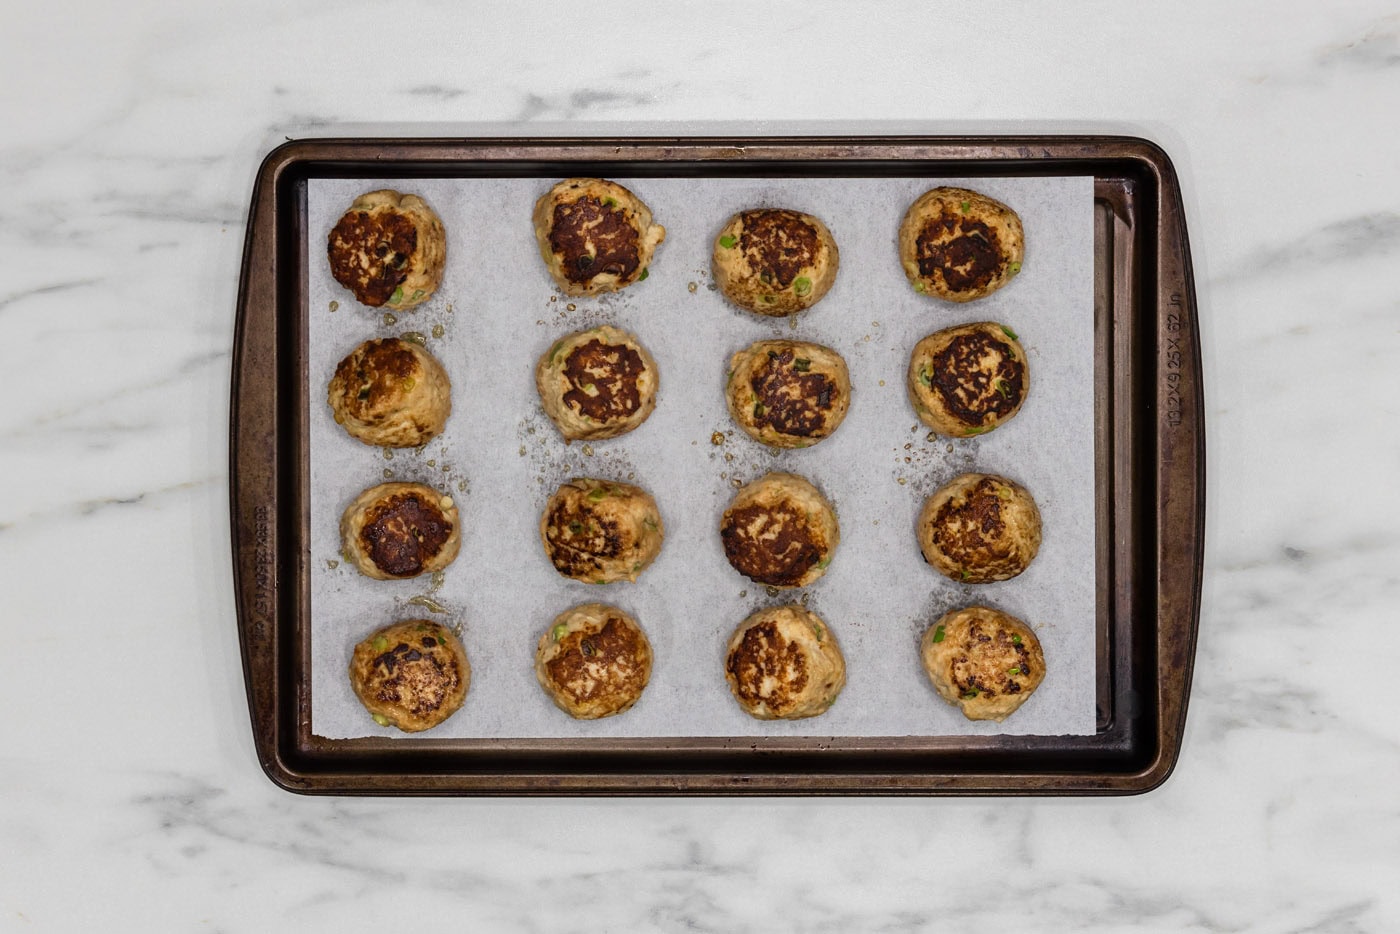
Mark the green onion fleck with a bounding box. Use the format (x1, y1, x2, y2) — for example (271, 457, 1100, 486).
(1000, 324, 1019, 340)
(411, 289, 425, 301)
(817, 556, 832, 570)
(593, 578, 607, 585)
(390, 286, 404, 304)
(1008, 667, 1021, 675)
(719, 234, 738, 249)
(964, 425, 993, 436)
(793, 358, 811, 372)
(1011, 634, 1023, 645)
(371, 635, 389, 651)
(919, 368, 933, 387)
(962, 689, 979, 699)
(913, 281, 926, 293)
(960, 569, 970, 581)
(960, 201, 970, 212)
(587, 487, 607, 502)
(932, 625, 946, 643)
(995, 379, 1011, 399)
(568, 520, 583, 534)
(793, 276, 812, 296)
(550, 339, 567, 364)
(811, 622, 824, 641)
(371, 713, 391, 727)
(638, 267, 649, 281)
(753, 402, 766, 417)
(1007, 262, 1022, 276)
(643, 517, 659, 531)
(603, 197, 618, 208)
(551, 623, 569, 642)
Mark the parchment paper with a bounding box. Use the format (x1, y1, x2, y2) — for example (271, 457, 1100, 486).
(307, 173, 1096, 739)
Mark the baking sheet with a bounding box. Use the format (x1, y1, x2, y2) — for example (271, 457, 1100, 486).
(306, 174, 1096, 739)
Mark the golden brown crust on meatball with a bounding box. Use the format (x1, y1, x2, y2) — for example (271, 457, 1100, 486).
(348, 619, 470, 732)
(720, 472, 839, 588)
(326, 337, 452, 447)
(532, 178, 665, 296)
(536, 325, 659, 441)
(340, 482, 462, 581)
(899, 187, 1023, 302)
(540, 478, 664, 584)
(908, 322, 1028, 437)
(712, 208, 839, 316)
(917, 473, 1041, 583)
(920, 605, 1045, 721)
(534, 603, 653, 719)
(726, 339, 851, 448)
(327, 189, 446, 309)
(724, 604, 846, 720)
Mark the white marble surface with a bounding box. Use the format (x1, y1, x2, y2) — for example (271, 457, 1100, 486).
(2, 0, 1397, 929)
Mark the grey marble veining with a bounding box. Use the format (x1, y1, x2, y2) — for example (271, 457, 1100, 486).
(2, 0, 1399, 929)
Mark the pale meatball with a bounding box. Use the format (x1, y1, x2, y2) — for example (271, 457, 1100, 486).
(327, 337, 452, 447)
(534, 603, 653, 719)
(724, 604, 846, 720)
(711, 208, 839, 316)
(348, 619, 470, 732)
(327, 189, 446, 309)
(536, 325, 659, 441)
(899, 187, 1024, 302)
(532, 178, 665, 296)
(540, 478, 664, 584)
(720, 472, 839, 588)
(908, 322, 1028, 438)
(726, 339, 851, 449)
(917, 473, 1041, 583)
(920, 605, 1045, 722)
(340, 482, 461, 581)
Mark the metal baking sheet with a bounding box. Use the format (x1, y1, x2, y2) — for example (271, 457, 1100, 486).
(230, 136, 1205, 795)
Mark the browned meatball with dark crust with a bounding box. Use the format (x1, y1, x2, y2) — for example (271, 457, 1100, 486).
(540, 478, 664, 584)
(534, 603, 653, 719)
(349, 619, 470, 732)
(726, 339, 851, 449)
(712, 208, 839, 316)
(340, 482, 462, 581)
(532, 178, 665, 296)
(921, 605, 1045, 721)
(720, 472, 839, 588)
(908, 322, 1029, 437)
(724, 604, 845, 720)
(327, 189, 446, 309)
(899, 187, 1023, 302)
(917, 473, 1041, 583)
(327, 337, 452, 447)
(536, 326, 659, 441)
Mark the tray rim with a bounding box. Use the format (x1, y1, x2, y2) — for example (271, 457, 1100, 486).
(230, 134, 1204, 796)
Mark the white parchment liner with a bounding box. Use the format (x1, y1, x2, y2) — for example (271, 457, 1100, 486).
(307, 174, 1096, 739)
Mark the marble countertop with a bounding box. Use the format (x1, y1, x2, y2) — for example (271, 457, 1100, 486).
(3, 1, 1397, 929)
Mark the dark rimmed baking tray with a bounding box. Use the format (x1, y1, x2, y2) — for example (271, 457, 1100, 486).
(231, 135, 1203, 795)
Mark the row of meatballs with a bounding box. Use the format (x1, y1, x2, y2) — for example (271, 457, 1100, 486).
(326, 179, 1024, 315)
(350, 601, 1045, 733)
(326, 318, 1029, 455)
(337, 469, 1042, 593)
